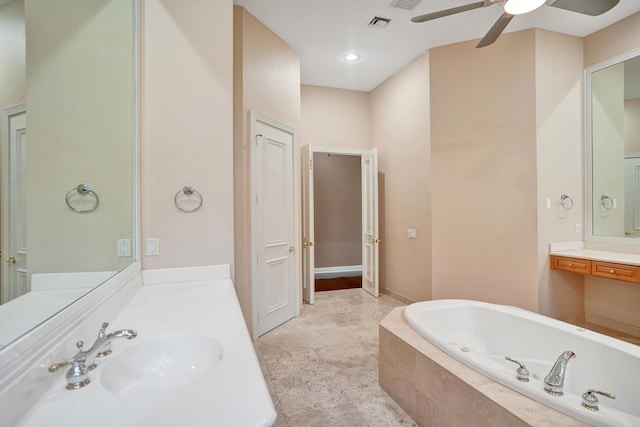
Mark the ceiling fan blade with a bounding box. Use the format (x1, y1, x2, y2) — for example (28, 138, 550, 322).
(546, 0, 620, 16)
(411, 1, 487, 23)
(476, 13, 514, 48)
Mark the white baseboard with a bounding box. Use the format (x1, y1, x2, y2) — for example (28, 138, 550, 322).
(315, 265, 362, 279)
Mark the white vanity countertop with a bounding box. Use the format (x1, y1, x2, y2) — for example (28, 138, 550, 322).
(549, 249, 640, 266)
(16, 276, 276, 427)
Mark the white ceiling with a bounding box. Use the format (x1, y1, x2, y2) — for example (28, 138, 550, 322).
(234, 0, 640, 92)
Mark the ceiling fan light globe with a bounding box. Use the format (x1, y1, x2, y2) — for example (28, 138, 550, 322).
(502, 0, 545, 15)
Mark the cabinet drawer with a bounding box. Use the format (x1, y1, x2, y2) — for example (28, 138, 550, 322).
(551, 256, 591, 274)
(592, 261, 640, 283)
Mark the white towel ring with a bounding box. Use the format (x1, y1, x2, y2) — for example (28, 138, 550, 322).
(174, 185, 203, 212)
(65, 184, 100, 213)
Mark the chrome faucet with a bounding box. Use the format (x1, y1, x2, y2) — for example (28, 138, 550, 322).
(81, 322, 137, 368)
(544, 350, 576, 396)
(48, 322, 137, 389)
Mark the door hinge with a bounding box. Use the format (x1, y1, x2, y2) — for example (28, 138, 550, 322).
(309, 159, 313, 170)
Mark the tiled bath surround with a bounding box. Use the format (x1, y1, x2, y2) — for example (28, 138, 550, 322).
(254, 289, 416, 426)
(379, 308, 587, 427)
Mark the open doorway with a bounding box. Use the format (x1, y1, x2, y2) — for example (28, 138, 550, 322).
(313, 152, 362, 292)
(301, 145, 379, 304)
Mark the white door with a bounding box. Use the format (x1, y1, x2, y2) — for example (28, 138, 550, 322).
(1, 103, 28, 304)
(301, 144, 315, 304)
(361, 148, 379, 297)
(625, 157, 640, 237)
(252, 112, 299, 337)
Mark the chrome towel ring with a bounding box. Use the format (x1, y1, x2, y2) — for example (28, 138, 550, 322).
(601, 194, 614, 210)
(65, 184, 99, 213)
(560, 194, 573, 211)
(174, 185, 203, 212)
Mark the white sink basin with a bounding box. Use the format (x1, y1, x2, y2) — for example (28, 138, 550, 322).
(100, 334, 223, 396)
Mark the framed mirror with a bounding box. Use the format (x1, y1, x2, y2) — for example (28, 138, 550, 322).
(586, 48, 640, 245)
(0, 0, 137, 349)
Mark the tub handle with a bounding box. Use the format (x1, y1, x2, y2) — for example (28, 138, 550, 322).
(581, 389, 616, 411)
(505, 356, 530, 382)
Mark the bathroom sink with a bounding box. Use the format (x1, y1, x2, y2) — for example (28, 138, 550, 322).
(100, 334, 223, 396)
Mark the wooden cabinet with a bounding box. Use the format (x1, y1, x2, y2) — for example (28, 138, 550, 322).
(591, 261, 640, 283)
(550, 255, 640, 284)
(551, 256, 591, 274)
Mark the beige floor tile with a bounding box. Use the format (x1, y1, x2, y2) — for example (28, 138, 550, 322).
(256, 289, 415, 426)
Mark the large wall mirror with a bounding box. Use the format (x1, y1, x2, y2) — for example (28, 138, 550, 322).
(0, 0, 137, 348)
(586, 48, 640, 245)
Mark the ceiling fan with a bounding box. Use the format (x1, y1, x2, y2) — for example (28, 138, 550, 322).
(411, 0, 620, 48)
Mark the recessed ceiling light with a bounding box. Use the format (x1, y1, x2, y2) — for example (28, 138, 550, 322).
(343, 53, 360, 62)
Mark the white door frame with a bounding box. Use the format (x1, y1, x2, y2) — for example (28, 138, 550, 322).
(250, 111, 300, 339)
(301, 144, 315, 304)
(361, 148, 380, 297)
(302, 145, 380, 302)
(2, 103, 28, 304)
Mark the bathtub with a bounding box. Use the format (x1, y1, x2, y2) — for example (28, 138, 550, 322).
(403, 300, 640, 427)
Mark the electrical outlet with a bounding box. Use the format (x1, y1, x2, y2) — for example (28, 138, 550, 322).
(407, 228, 417, 239)
(146, 238, 159, 256)
(117, 239, 131, 257)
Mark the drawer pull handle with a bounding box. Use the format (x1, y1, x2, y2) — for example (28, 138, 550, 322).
(610, 269, 615, 274)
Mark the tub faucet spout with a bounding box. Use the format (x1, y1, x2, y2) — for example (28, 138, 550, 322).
(544, 350, 576, 396)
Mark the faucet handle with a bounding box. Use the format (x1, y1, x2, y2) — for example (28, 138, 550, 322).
(505, 356, 530, 382)
(581, 389, 616, 411)
(48, 358, 77, 373)
(96, 321, 113, 358)
(48, 341, 86, 372)
(98, 322, 109, 337)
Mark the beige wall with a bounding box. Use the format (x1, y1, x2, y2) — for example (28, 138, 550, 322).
(0, 0, 24, 113)
(584, 12, 640, 68)
(300, 85, 371, 150)
(583, 12, 640, 334)
(313, 153, 361, 268)
(141, 0, 234, 272)
(371, 54, 431, 303)
(430, 31, 539, 311)
(233, 6, 300, 332)
(26, 0, 134, 276)
(625, 99, 640, 153)
(534, 30, 585, 320)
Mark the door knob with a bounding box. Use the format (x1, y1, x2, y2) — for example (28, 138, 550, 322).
(303, 241, 315, 248)
(369, 238, 382, 244)
(289, 246, 295, 253)
(5, 257, 17, 264)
